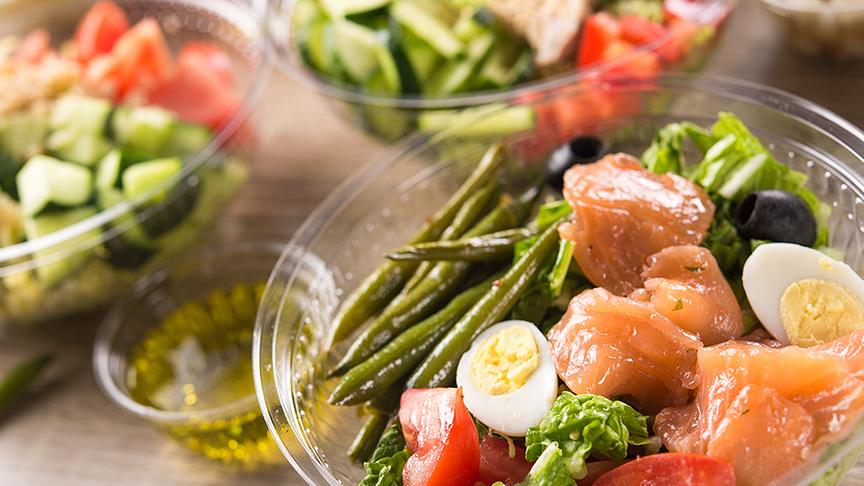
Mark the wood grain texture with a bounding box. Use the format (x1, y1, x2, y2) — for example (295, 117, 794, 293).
(1, 0, 863, 484)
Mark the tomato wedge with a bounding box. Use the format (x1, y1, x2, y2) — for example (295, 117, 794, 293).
(577, 13, 621, 68)
(619, 16, 667, 46)
(75, 1, 129, 63)
(399, 388, 480, 486)
(477, 436, 532, 486)
(13, 29, 51, 65)
(593, 453, 736, 486)
(108, 18, 173, 98)
(178, 42, 235, 89)
(148, 55, 241, 128)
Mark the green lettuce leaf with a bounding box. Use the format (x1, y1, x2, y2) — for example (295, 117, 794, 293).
(517, 442, 576, 486)
(525, 392, 651, 480)
(642, 121, 716, 175)
(359, 424, 409, 486)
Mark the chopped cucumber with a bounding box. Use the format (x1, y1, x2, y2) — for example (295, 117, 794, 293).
(97, 186, 155, 249)
(140, 175, 201, 238)
(400, 28, 441, 84)
(160, 123, 212, 159)
(17, 155, 93, 216)
(96, 149, 122, 190)
(425, 31, 493, 96)
(418, 104, 535, 138)
(453, 9, 485, 42)
(305, 17, 340, 75)
(50, 95, 112, 134)
(718, 153, 770, 200)
(122, 158, 183, 202)
(363, 72, 413, 140)
(112, 106, 178, 155)
(386, 19, 420, 94)
(23, 206, 101, 287)
(476, 42, 532, 89)
(391, 0, 463, 59)
(0, 112, 48, 162)
(333, 20, 400, 92)
(45, 127, 112, 166)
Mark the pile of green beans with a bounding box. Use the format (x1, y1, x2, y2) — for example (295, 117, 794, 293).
(326, 144, 565, 460)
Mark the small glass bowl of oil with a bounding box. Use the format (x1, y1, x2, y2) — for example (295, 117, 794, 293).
(94, 240, 299, 467)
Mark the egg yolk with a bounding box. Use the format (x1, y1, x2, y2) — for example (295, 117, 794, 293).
(469, 325, 539, 395)
(780, 278, 864, 347)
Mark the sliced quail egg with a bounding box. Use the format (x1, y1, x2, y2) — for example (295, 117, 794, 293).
(743, 243, 864, 346)
(456, 320, 558, 436)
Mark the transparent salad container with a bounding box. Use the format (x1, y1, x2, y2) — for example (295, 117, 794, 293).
(0, 0, 271, 325)
(760, 0, 864, 60)
(264, 0, 735, 142)
(253, 73, 864, 485)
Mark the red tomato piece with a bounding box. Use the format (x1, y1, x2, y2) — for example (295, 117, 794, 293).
(664, 0, 731, 27)
(601, 40, 662, 80)
(75, 1, 129, 63)
(577, 13, 621, 68)
(109, 18, 173, 98)
(593, 453, 736, 486)
(148, 55, 241, 128)
(13, 29, 51, 65)
(619, 16, 668, 46)
(477, 436, 532, 486)
(655, 19, 699, 64)
(399, 388, 480, 486)
(178, 42, 234, 89)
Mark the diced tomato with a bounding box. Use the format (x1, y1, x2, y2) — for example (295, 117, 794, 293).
(148, 55, 241, 128)
(178, 42, 234, 89)
(577, 13, 621, 68)
(75, 1, 129, 63)
(619, 16, 667, 46)
(13, 29, 51, 65)
(99, 18, 173, 99)
(655, 19, 699, 63)
(601, 40, 662, 81)
(664, 0, 731, 27)
(477, 436, 532, 486)
(399, 388, 480, 486)
(593, 453, 736, 486)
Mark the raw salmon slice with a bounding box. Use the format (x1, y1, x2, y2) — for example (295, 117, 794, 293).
(655, 333, 864, 486)
(632, 245, 743, 345)
(548, 287, 703, 414)
(560, 153, 714, 295)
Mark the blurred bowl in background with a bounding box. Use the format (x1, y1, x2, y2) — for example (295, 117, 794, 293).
(760, 0, 864, 60)
(0, 0, 271, 325)
(253, 73, 864, 485)
(263, 0, 736, 142)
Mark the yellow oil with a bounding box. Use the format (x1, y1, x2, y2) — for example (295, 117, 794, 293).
(126, 282, 280, 466)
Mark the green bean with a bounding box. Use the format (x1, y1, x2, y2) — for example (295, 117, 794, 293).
(347, 384, 402, 462)
(0, 353, 53, 412)
(407, 220, 564, 389)
(330, 185, 539, 376)
(402, 181, 499, 293)
(328, 144, 508, 343)
(388, 228, 534, 263)
(329, 275, 499, 406)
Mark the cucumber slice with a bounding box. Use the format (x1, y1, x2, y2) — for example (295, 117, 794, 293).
(112, 106, 178, 154)
(418, 104, 535, 138)
(139, 175, 201, 238)
(334, 20, 400, 92)
(391, 0, 462, 59)
(386, 19, 420, 94)
(718, 153, 770, 200)
(97, 186, 155, 250)
(362, 72, 413, 141)
(50, 95, 112, 134)
(23, 206, 100, 287)
(45, 127, 112, 166)
(476, 43, 532, 89)
(0, 112, 48, 162)
(17, 155, 93, 216)
(400, 28, 441, 84)
(160, 123, 212, 159)
(320, 0, 390, 17)
(122, 158, 183, 202)
(425, 32, 493, 96)
(96, 149, 122, 190)
(453, 8, 484, 42)
(305, 17, 340, 75)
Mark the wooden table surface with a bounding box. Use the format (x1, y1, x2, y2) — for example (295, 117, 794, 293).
(1, 0, 864, 484)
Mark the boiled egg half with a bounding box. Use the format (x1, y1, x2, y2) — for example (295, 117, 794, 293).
(456, 320, 558, 436)
(743, 243, 864, 346)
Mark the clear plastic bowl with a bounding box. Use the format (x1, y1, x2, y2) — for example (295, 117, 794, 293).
(253, 73, 864, 485)
(760, 0, 864, 60)
(264, 0, 735, 141)
(0, 0, 272, 325)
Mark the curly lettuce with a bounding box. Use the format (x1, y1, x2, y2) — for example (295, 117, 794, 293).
(524, 392, 652, 480)
(517, 442, 576, 486)
(359, 423, 409, 486)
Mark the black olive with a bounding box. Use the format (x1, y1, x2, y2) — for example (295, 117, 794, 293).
(734, 189, 817, 246)
(545, 135, 609, 190)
